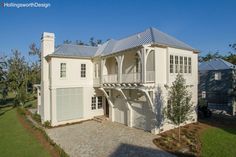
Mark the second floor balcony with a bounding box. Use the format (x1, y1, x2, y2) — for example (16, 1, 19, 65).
(101, 48, 155, 83)
(93, 46, 156, 85)
(103, 71, 155, 84)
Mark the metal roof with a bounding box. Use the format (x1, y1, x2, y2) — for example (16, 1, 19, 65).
(52, 44, 98, 57)
(51, 27, 197, 58)
(199, 58, 236, 71)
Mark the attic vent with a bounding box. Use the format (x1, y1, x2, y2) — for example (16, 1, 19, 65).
(137, 34, 141, 39)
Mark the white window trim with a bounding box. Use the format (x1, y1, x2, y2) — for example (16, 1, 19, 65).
(97, 96, 103, 109)
(91, 97, 96, 110)
(60, 63, 66, 79)
(81, 63, 86, 78)
(169, 54, 192, 75)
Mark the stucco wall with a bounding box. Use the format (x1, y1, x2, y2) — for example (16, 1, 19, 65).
(152, 47, 198, 133)
(50, 57, 94, 88)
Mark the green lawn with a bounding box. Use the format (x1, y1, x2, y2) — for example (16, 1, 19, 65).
(0, 107, 51, 157)
(200, 127, 236, 157)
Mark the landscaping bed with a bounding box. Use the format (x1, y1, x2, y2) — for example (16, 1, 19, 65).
(153, 115, 236, 157)
(153, 123, 207, 157)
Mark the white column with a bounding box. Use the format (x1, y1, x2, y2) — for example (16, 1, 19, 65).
(115, 55, 124, 83)
(99, 88, 115, 122)
(100, 59, 106, 84)
(137, 48, 152, 84)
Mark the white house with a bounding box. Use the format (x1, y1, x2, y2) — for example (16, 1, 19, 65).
(37, 27, 199, 134)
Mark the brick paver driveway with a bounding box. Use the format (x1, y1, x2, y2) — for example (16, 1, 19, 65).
(46, 121, 174, 157)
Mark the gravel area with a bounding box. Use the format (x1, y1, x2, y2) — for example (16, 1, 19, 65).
(46, 120, 174, 157)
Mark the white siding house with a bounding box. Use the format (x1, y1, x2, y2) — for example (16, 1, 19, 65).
(37, 27, 199, 134)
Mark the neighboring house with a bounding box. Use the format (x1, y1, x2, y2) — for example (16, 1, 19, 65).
(199, 58, 236, 115)
(37, 27, 199, 134)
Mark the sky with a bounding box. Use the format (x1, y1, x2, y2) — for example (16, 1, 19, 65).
(0, 0, 236, 61)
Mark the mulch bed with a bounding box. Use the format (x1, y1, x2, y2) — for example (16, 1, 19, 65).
(16, 108, 62, 157)
(153, 114, 236, 157)
(153, 123, 209, 157)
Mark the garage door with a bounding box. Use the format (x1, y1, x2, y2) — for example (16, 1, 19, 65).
(56, 88, 83, 122)
(132, 102, 154, 131)
(114, 98, 128, 125)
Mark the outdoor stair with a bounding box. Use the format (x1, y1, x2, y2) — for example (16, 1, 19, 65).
(93, 116, 108, 123)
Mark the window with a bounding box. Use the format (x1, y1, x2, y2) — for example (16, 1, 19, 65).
(170, 55, 174, 73)
(81, 64, 86, 78)
(215, 72, 221, 80)
(91, 97, 96, 110)
(184, 57, 187, 73)
(175, 56, 179, 73)
(97, 96, 103, 109)
(60, 63, 66, 78)
(180, 56, 183, 73)
(202, 91, 206, 98)
(188, 57, 192, 73)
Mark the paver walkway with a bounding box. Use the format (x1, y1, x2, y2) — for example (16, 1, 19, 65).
(46, 120, 174, 157)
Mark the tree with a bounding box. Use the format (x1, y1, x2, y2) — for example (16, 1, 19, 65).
(163, 74, 194, 142)
(28, 43, 41, 88)
(63, 38, 103, 46)
(89, 37, 102, 46)
(0, 56, 8, 101)
(225, 43, 236, 64)
(29, 43, 41, 61)
(75, 40, 85, 45)
(7, 50, 28, 105)
(229, 43, 236, 51)
(89, 37, 96, 46)
(63, 40, 72, 44)
(199, 52, 222, 62)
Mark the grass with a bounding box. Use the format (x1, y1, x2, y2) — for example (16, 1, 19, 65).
(200, 127, 236, 157)
(0, 107, 51, 157)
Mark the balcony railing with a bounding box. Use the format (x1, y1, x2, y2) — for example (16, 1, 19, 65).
(102, 71, 155, 84)
(103, 74, 118, 83)
(122, 72, 141, 83)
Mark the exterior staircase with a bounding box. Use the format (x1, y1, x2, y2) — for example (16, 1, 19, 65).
(93, 115, 108, 123)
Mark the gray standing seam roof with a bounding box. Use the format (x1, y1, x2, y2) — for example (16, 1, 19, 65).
(52, 44, 98, 57)
(199, 58, 236, 71)
(50, 27, 197, 58)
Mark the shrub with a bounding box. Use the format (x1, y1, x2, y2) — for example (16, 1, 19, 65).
(17, 107, 26, 115)
(43, 121, 51, 128)
(32, 112, 41, 123)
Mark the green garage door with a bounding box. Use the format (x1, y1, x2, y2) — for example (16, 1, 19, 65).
(56, 88, 83, 122)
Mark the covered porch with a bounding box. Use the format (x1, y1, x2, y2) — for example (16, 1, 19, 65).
(101, 46, 156, 84)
